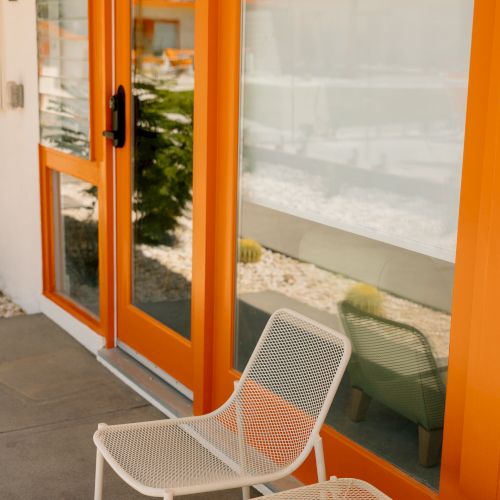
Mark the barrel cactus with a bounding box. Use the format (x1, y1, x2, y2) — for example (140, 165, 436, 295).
(238, 238, 263, 264)
(345, 283, 383, 316)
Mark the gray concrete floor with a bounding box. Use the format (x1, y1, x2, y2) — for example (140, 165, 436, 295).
(0, 314, 255, 500)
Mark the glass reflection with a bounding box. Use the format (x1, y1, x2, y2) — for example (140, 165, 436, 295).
(234, 0, 473, 490)
(131, 1, 195, 339)
(53, 172, 99, 317)
(36, 0, 90, 157)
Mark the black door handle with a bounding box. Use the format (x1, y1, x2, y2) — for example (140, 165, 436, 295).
(103, 85, 125, 148)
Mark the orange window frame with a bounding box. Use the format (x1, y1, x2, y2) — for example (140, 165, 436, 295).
(209, 0, 500, 499)
(39, 0, 114, 339)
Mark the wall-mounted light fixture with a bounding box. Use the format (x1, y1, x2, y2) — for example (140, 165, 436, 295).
(0, 0, 24, 110)
(6, 81, 23, 108)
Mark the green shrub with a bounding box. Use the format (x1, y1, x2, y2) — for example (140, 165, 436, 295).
(63, 216, 99, 287)
(133, 81, 194, 245)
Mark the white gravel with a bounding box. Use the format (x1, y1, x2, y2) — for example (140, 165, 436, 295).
(135, 213, 451, 362)
(241, 165, 458, 260)
(0, 292, 24, 318)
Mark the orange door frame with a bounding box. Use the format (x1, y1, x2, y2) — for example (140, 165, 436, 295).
(209, 0, 500, 499)
(39, 0, 114, 339)
(441, 0, 500, 497)
(114, 0, 218, 396)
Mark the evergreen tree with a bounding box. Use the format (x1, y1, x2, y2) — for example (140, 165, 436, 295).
(133, 81, 194, 245)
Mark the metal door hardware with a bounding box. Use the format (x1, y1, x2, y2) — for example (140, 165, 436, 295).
(103, 85, 125, 148)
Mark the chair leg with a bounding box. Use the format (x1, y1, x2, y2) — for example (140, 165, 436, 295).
(314, 436, 327, 482)
(163, 493, 173, 500)
(418, 426, 443, 467)
(348, 387, 371, 422)
(242, 485, 250, 500)
(94, 449, 104, 500)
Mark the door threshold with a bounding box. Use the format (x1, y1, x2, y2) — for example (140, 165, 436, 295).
(117, 340, 193, 400)
(97, 347, 192, 419)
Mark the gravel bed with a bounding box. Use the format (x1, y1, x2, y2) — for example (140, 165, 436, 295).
(237, 248, 450, 361)
(49, 173, 452, 361)
(135, 215, 451, 361)
(241, 166, 458, 259)
(0, 291, 24, 318)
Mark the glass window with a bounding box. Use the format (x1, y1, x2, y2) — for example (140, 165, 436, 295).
(131, 2, 195, 339)
(53, 172, 99, 317)
(36, 0, 90, 158)
(234, 0, 473, 489)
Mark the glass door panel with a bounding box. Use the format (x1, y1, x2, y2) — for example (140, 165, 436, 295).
(233, 0, 473, 490)
(115, 0, 195, 391)
(131, 2, 195, 339)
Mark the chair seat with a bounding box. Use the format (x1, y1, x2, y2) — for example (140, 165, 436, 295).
(94, 415, 283, 496)
(93, 309, 352, 499)
(264, 478, 390, 499)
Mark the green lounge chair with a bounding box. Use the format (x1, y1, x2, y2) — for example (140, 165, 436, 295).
(338, 301, 446, 467)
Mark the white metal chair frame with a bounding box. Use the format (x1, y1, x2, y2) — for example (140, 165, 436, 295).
(263, 477, 391, 499)
(94, 309, 352, 499)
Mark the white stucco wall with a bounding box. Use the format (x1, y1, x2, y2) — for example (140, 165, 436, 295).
(0, 0, 42, 313)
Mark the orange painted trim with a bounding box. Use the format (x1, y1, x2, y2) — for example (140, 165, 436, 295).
(211, 0, 241, 409)
(134, 0, 194, 8)
(39, 146, 99, 185)
(439, 0, 496, 497)
(321, 427, 437, 500)
(442, 1, 500, 498)
(120, 305, 194, 385)
(87, 0, 97, 162)
(191, 0, 218, 415)
(92, 0, 115, 347)
(44, 290, 100, 332)
(115, 0, 134, 354)
(39, 151, 55, 295)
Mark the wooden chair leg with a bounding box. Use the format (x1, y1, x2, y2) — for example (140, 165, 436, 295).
(348, 387, 371, 422)
(418, 426, 443, 467)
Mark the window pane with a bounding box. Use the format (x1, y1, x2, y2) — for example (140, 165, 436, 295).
(53, 172, 99, 317)
(131, 2, 195, 339)
(234, 0, 473, 489)
(37, 0, 90, 158)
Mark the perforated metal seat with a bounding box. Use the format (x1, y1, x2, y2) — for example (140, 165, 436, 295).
(264, 478, 391, 499)
(94, 309, 351, 499)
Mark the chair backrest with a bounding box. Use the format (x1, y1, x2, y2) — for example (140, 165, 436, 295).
(227, 308, 351, 473)
(338, 300, 445, 430)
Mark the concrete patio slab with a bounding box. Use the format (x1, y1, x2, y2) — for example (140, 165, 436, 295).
(0, 314, 257, 499)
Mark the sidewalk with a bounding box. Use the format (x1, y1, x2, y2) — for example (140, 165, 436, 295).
(0, 314, 249, 499)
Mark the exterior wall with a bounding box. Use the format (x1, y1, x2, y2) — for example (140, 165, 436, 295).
(0, 0, 42, 313)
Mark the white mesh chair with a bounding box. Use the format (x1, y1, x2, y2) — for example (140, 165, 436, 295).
(264, 478, 391, 499)
(93, 309, 351, 499)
